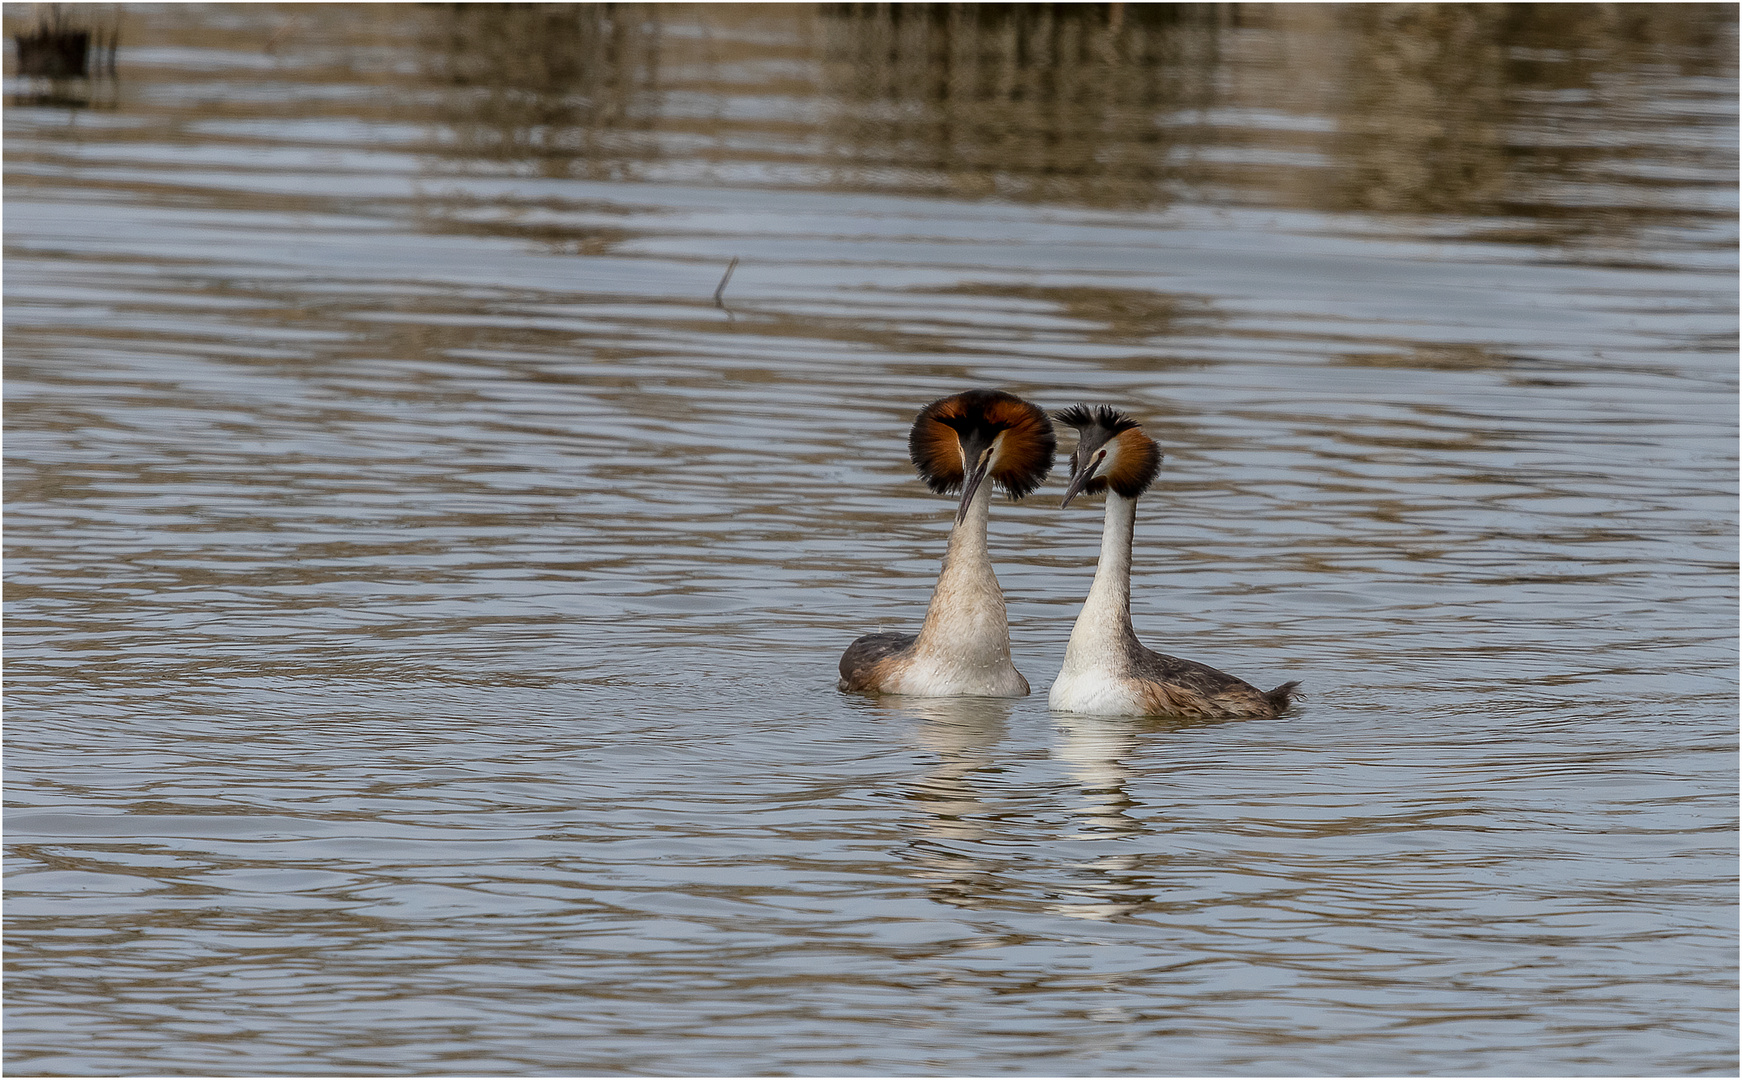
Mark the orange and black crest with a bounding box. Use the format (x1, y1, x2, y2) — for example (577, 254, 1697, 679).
(1056, 403, 1162, 499)
(1054, 404, 1138, 437)
(908, 389, 1056, 499)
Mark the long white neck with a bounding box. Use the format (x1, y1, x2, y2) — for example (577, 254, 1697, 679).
(1064, 492, 1139, 662)
(913, 480, 1011, 663)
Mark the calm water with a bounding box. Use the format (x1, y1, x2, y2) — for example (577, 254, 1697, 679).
(5, 4, 1737, 1075)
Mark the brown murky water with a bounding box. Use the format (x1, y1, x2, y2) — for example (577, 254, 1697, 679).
(5, 4, 1737, 1074)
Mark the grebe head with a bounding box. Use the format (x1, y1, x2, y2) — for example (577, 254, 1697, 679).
(1055, 404, 1163, 507)
(909, 389, 1056, 523)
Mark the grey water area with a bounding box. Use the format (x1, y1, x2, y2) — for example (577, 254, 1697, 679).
(4, 4, 1736, 1075)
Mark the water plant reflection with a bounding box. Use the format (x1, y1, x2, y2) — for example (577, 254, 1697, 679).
(5, 4, 120, 108)
(400, 2, 1735, 250)
(413, 3, 662, 180)
(1252, 3, 1737, 240)
(819, 3, 1219, 207)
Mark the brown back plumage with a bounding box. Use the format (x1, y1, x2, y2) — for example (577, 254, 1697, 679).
(908, 389, 1056, 500)
(838, 631, 918, 691)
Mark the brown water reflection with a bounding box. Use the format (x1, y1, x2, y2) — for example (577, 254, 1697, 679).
(415, 4, 663, 181)
(1317, 4, 1732, 228)
(383, 2, 1742, 248)
(820, 3, 1220, 207)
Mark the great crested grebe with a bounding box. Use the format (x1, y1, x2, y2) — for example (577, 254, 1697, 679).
(1048, 404, 1298, 719)
(839, 389, 1056, 697)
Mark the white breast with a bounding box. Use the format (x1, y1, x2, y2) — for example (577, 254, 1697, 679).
(887, 654, 1029, 698)
(1048, 663, 1143, 715)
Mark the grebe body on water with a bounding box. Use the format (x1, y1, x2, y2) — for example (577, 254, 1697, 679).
(839, 389, 1056, 698)
(1049, 405, 1298, 719)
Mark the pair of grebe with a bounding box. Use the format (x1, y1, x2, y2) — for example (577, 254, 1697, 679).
(839, 389, 1298, 719)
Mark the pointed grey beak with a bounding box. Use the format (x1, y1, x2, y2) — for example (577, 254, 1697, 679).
(956, 446, 993, 525)
(1060, 458, 1096, 509)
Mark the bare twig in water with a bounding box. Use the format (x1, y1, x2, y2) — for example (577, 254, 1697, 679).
(713, 256, 739, 308)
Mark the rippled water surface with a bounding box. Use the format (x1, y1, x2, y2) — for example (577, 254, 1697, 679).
(6, 4, 1738, 1075)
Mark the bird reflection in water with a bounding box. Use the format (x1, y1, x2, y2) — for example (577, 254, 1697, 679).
(1048, 713, 1148, 921)
(878, 698, 1237, 922)
(1047, 713, 1238, 922)
(877, 696, 1012, 910)
(1053, 713, 1145, 839)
